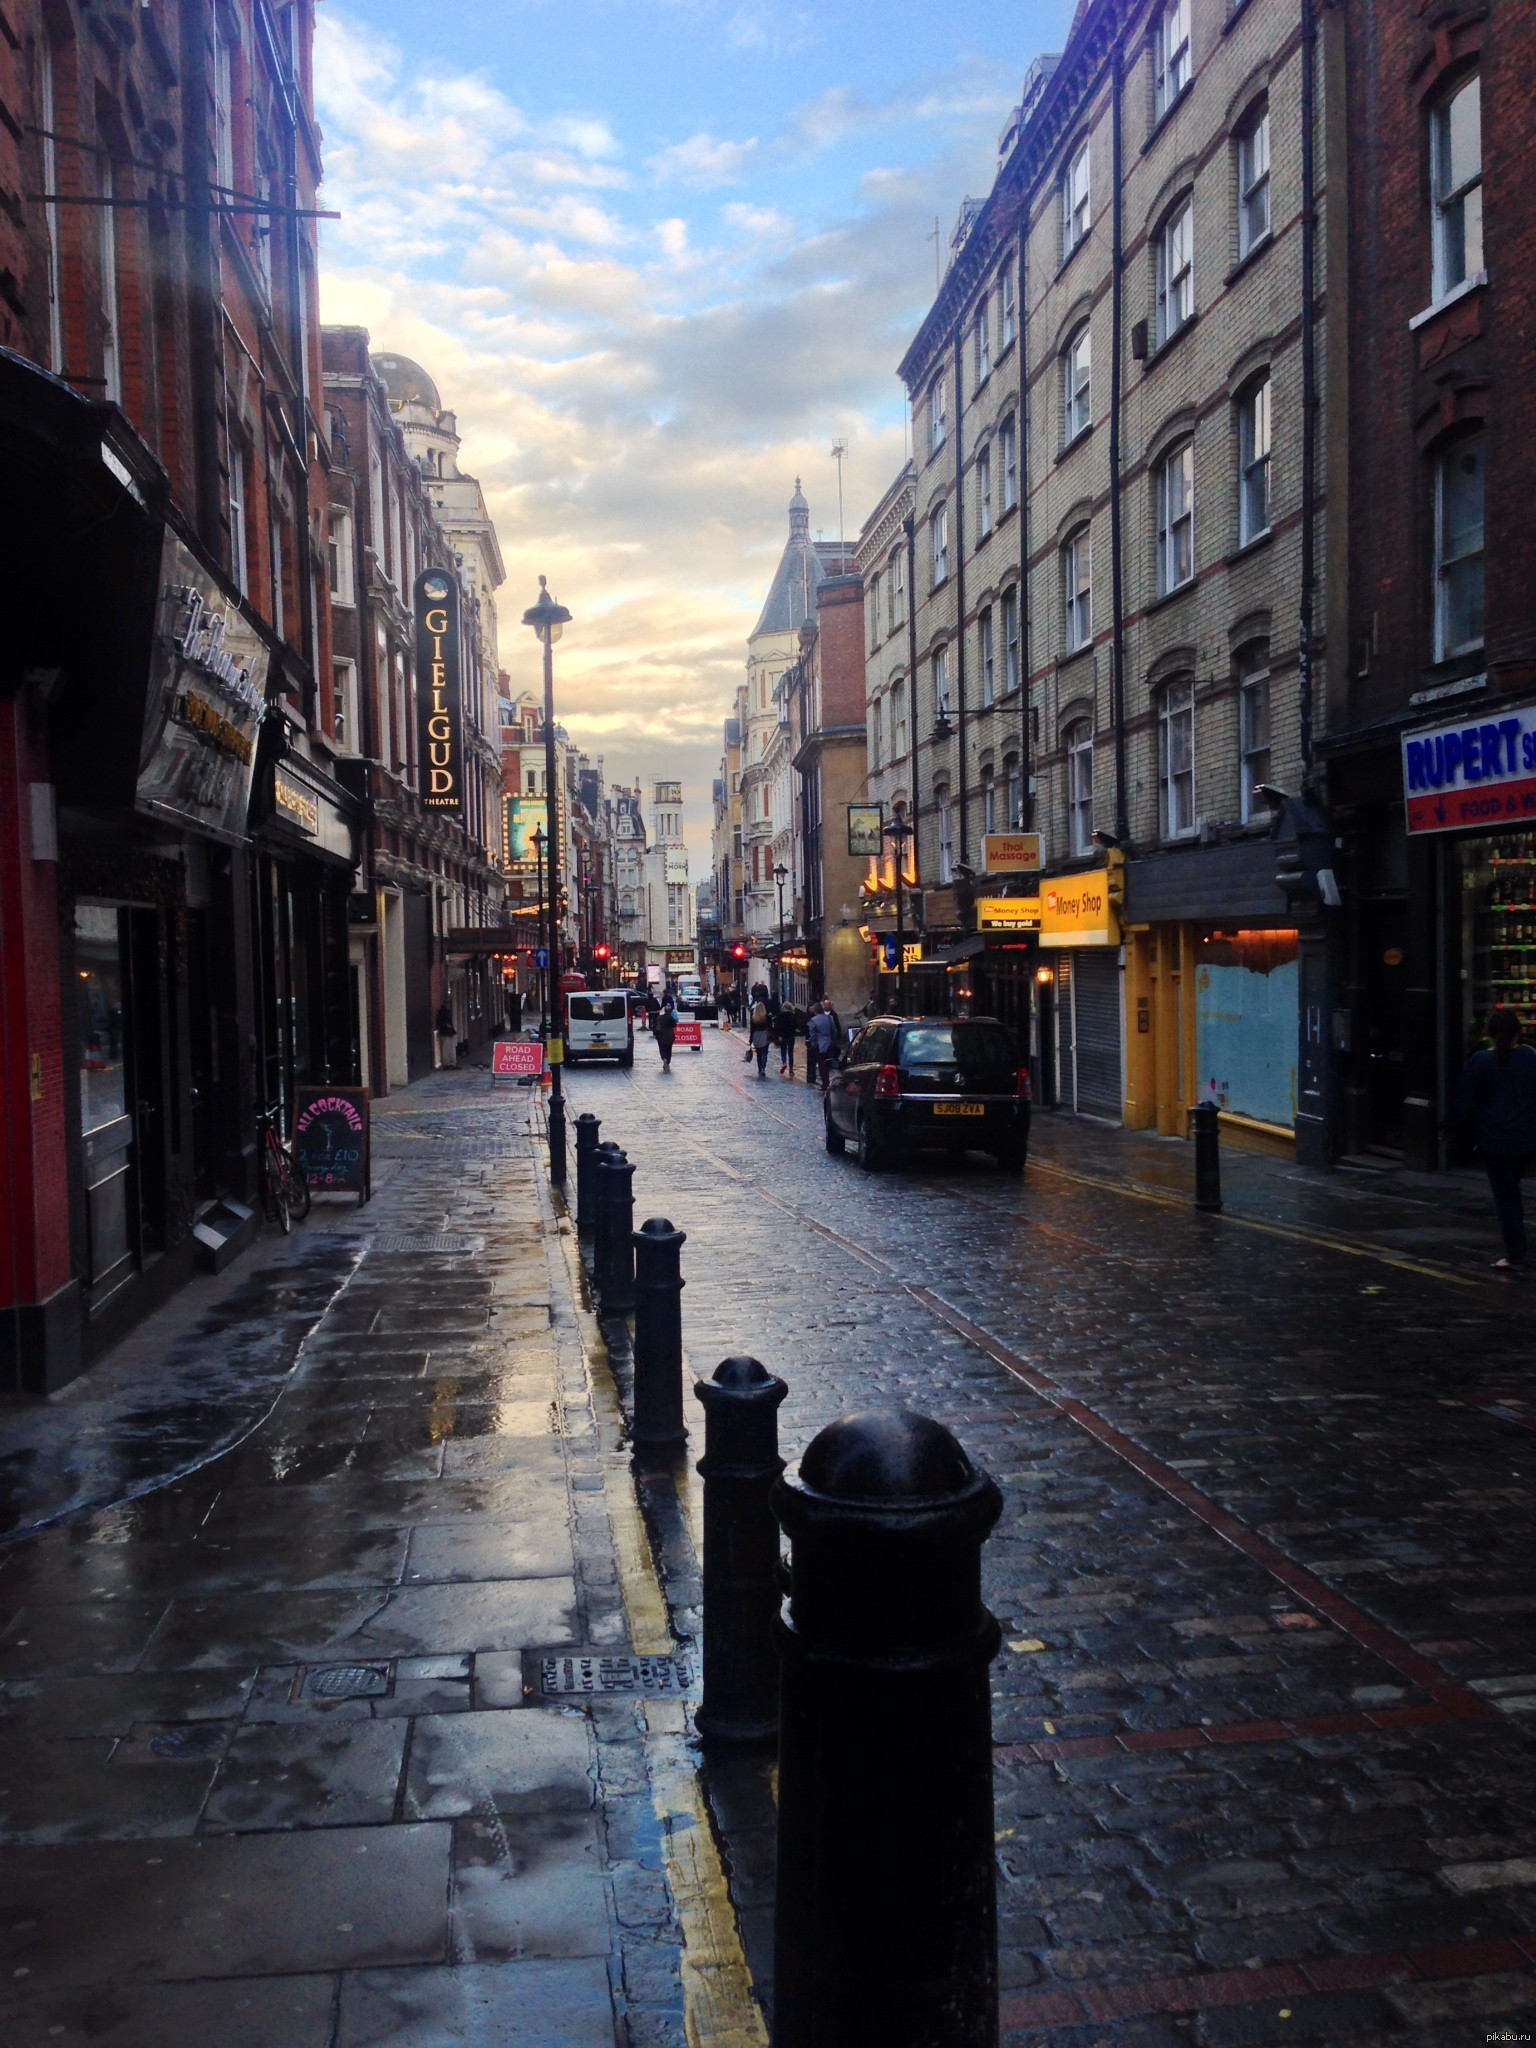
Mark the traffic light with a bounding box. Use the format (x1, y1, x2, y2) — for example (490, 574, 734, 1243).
(731, 943, 748, 962)
(594, 943, 610, 964)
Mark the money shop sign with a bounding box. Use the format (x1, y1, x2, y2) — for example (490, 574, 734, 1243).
(415, 568, 462, 815)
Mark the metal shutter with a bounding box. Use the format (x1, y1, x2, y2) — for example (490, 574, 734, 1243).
(1072, 949, 1122, 1120)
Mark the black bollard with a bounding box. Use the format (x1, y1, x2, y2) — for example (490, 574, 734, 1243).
(631, 1219, 688, 1455)
(772, 1410, 1003, 2048)
(595, 1148, 636, 1315)
(548, 1079, 567, 1189)
(1193, 1098, 1222, 1212)
(574, 1113, 601, 1241)
(695, 1355, 787, 1745)
(592, 1143, 625, 1296)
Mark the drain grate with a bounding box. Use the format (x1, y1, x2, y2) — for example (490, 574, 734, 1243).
(540, 1652, 691, 1697)
(365, 1234, 485, 1255)
(304, 1662, 392, 1700)
(146, 1723, 228, 1759)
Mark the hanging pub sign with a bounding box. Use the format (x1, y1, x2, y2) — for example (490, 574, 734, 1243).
(848, 803, 884, 858)
(415, 567, 463, 815)
(137, 532, 268, 843)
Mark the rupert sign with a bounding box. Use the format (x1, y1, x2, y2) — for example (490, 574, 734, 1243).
(1402, 705, 1536, 835)
(415, 568, 463, 815)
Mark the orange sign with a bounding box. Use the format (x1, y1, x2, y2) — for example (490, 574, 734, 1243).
(983, 832, 1042, 873)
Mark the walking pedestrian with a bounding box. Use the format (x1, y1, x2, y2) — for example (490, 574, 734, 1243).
(1451, 1008, 1536, 1269)
(776, 1000, 798, 1078)
(807, 999, 838, 1092)
(505, 986, 523, 1035)
(435, 1001, 457, 1069)
(653, 996, 678, 1073)
(749, 995, 773, 1078)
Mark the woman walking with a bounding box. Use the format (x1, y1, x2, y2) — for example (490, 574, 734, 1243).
(653, 995, 678, 1073)
(776, 1001, 799, 1078)
(749, 995, 773, 1078)
(1451, 1007, 1536, 1268)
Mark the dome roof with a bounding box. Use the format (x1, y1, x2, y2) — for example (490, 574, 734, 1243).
(372, 353, 440, 413)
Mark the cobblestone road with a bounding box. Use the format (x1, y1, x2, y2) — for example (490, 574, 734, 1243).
(564, 1028, 1536, 2048)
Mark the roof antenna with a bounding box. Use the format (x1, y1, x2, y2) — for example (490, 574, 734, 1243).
(830, 439, 848, 556)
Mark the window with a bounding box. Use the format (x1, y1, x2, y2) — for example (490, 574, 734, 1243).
(888, 549, 905, 629)
(1158, 677, 1196, 838)
(1004, 754, 1022, 827)
(228, 440, 248, 596)
(1000, 261, 1016, 348)
(933, 647, 951, 720)
(937, 788, 954, 882)
(1062, 529, 1092, 652)
(1000, 416, 1018, 509)
(1067, 720, 1094, 854)
(980, 610, 995, 706)
(930, 372, 948, 456)
(1156, 442, 1195, 595)
(1157, 200, 1194, 344)
(1154, 0, 1192, 119)
(99, 159, 121, 405)
(334, 659, 359, 751)
(1435, 434, 1485, 658)
(255, 160, 275, 298)
(1237, 644, 1271, 822)
(1063, 141, 1091, 256)
(1432, 75, 1483, 298)
(214, 31, 235, 192)
(977, 446, 993, 539)
(1064, 325, 1091, 442)
(328, 508, 355, 603)
(931, 503, 949, 586)
(1239, 377, 1271, 544)
(867, 573, 881, 651)
(1237, 105, 1271, 258)
(871, 695, 884, 770)
(39, 42, 63, 373)
(1002, 588, 1020, 693)
(975, 299, 991, 384)
(270, 510, 285, 637)
(893, 679, 908, 758)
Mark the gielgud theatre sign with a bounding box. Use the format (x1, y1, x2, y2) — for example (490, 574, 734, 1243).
(415, 568, 463, 815)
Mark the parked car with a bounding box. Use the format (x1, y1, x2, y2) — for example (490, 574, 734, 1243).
(824, 1015, 1029, 1172)
(565, 989, 634, 1067)
(676, 979, 717, 1020)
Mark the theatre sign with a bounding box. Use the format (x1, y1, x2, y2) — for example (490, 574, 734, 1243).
(415, 567, 463, 815)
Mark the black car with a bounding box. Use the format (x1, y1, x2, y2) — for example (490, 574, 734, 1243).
(824, 1015, 1030, 1173)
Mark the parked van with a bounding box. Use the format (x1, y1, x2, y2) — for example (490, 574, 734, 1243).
(565, 989, 634, 1067)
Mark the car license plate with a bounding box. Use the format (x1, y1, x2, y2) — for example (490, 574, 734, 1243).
(933, 1102, 984, 1117)
(590, 1036, 608, 1047)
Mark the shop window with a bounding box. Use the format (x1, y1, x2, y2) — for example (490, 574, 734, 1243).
(1154, 0, 1192, 118)
(1062, 528, 1092, 652)
(1156, 442, 1195, 594)
(1237, 104, 1271, 259)
(75, 903, 133, 1290)
(1431, 73, 1483, 301)
(1156, 199, 1194, 346)
(1064, 325, 1092, 443)
(1462, 833, 1536, 1053)
(1158, 676, 1196, 838)
(1067, 720, 1095, 854)
(1435, 434, 1485, 659)
(1237, 643, 1271, 822)
(1238, 375, 1271, 544)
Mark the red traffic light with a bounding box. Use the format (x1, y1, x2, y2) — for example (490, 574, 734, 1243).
(731, 943, 748, 960)
(594, 943, 610, 961)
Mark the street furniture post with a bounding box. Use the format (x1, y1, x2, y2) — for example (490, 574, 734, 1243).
(631, 1218, 687, 1456)
(694, 1355, 787, 1745)
(574, 1112, 601, 1242)
(595, 1148, 636, 1315)
(1193, 1099, 1223, 1212)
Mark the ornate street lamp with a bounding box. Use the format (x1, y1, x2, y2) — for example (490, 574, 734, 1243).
(883, 812, 915, 1018)
(774, 861, 789, 1003)
(523, 577, 573, 1188)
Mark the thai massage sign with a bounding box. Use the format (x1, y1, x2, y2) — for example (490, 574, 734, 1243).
(415, 568, 462, 814)
(1402, 705, 1536, 834)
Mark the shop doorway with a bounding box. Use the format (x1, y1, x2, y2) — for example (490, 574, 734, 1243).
(1358, 898, 1409, 1152)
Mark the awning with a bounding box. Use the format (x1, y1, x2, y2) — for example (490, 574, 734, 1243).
(935, 933, 988, 964)
(444, 928, 528, 956)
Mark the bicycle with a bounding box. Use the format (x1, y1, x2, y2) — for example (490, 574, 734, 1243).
(256, 1104, 311, 1233)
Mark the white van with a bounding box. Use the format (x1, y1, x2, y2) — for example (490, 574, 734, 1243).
(565, 989, 634, 1067)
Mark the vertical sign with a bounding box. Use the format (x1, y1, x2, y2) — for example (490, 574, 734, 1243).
(415, 568, 462, 814)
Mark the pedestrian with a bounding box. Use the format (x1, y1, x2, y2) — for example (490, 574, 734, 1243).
(643, 987, 660, 1035)
(435, 1000, 457, 1069)
(807, 999, 838, 1092)
(776, 1000, 799, 1078)
(505, 986, 523, 1035)
(1451, 1008, 1536, 1269)
(653, 995, 678, 1073)
(749, 995, 773, 1078)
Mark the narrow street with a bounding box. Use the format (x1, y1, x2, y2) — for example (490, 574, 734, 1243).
(564, 1026, 1536, 2046)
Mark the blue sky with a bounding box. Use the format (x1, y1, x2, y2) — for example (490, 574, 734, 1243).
(316, 0, 1073, 863)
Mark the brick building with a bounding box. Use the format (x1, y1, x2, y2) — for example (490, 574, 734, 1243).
(1322, 0, 1535, 1170)
(2, 0, 360, 1390)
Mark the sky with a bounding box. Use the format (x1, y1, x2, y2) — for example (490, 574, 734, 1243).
(314, 0, 1074, 871)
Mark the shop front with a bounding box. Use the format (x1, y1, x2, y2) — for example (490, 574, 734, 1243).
(1036, 866, 1123, 1121)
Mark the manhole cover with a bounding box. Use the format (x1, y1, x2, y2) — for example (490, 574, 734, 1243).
(540, 1653, 691, 1697)
(365, 1234, 485, 1255)
(146, 1723, 227, 1759)
(305, 1662, 391, 1699)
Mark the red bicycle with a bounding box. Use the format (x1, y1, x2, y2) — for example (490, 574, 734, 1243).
(257, 1105, 310, 1233)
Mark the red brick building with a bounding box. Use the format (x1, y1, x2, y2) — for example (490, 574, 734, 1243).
(1324, 0, 1535, 1166)
(1, 0, 359, 1391)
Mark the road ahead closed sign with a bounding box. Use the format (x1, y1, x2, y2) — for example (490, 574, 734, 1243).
(1402, 704, 1536, 834)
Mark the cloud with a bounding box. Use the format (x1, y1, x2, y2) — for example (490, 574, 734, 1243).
(315, 7, 1008, 857)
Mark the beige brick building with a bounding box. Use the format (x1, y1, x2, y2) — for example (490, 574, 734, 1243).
(881, 0, 1332, 1145)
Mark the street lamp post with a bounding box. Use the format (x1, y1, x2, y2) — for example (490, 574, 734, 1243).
(531, 823, 547, 1031)
(523, 576, 573, 1190)
(883, 814, 914, 1018)
(774, 862, 789, 1003)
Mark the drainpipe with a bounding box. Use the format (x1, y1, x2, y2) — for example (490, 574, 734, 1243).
(904, 504, 920, 872)
(1299, 0, 1318, 787)
(1109, 42, 1130, 845)
(181, 0, 223, 554)
(953, 324, 968, 868)
(1018, 205, 1033, 830)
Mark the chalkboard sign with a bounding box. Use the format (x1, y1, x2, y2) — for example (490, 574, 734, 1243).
(293, 1087, 371, 1203)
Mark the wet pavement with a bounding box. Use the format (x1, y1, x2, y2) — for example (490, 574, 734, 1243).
(0, 1072, 728, 2047)
(563, 1026, 1536, 2047)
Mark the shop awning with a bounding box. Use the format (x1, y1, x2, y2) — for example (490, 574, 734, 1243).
(444, 928, 528, 956)
(935, 933, 988, 964)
